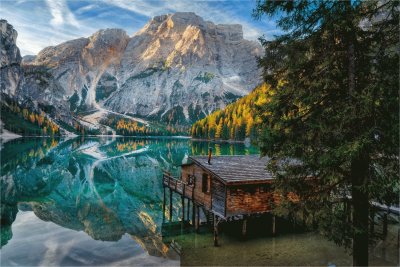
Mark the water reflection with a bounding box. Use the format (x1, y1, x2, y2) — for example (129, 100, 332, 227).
(0, 137, 258, 265)
(1, 137, 397, 266)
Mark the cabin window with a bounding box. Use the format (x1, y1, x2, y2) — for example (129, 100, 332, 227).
(202, 173, 209, 193)
(259, 184, 270, 193)
(188, 175, 195, 185)
(247, 186, 256, 194)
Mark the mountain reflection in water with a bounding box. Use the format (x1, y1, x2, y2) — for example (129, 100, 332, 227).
(1, 137, 398, 266)
(0, 137, 257, 266)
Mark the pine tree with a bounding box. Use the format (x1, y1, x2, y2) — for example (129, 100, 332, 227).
(254, 1, 399, 265)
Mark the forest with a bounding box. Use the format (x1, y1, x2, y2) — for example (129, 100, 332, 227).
(1, 100, 60, 136)
(190, 83, 269, 141)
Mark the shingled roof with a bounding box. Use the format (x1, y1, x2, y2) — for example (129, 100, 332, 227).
(188, 155, 274, 184)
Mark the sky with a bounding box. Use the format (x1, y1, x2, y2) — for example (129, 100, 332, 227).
(1, 0, 281, 56)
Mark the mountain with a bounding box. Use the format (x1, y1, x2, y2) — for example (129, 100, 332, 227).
(191, 83, 269, 141)
(0, 13, 262, 135)
(103, 12, 262, 124)
(0, 20, 23, 96)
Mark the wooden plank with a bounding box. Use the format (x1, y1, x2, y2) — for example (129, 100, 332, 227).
(162, 187, 166, 222)
(242, 216, 247, 238)
(272, 215, 276, 235)
(169, 188, 173, 221)
(213, 215, 219, 246)
(226, 184, 275, 216)
(181, 194, 185, 222)
(192, 201, 196, 225)
(212, 178, 226, 216)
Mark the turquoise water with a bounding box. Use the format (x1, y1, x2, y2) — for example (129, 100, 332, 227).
(0, 137, 398, 266)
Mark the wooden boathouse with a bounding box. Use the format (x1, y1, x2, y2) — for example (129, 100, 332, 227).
(162, 153, 279, 246)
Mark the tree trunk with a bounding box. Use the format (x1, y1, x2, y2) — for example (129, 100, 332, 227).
(351, 156, 369, 266)
(344, 2, 368, 265)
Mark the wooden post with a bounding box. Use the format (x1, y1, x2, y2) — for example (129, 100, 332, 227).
(195, 205, 200, 232)
(181, 196, 185, 222)
(242, 216, 247, 239)
(169, 188, 173, 222)
(162, 187, 166, 223)
(213, 215, 219, 246)
(272, 215, 276, 236)
(187, 199, 190, 222)
(192, 201, 196, 225)
(182, 184, 185, 222)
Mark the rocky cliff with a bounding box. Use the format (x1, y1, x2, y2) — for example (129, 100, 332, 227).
(2, 13, 262, 132)
(104, 12, 262, 124)
(0, 20, 23, 96)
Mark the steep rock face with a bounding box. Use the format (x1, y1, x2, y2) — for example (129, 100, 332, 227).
(26, 29, 130, 112)
(105, 12, 262, 123)
(19, 12, 261, 125)
(6, 13, 262, 128)
(0, 20, 23, 96)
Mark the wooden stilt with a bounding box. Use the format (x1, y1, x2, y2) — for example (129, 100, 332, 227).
(187, 199, 190, 222)
(214, 215, 219, 246)
(195, 205, 200, 232)
(192, 201, 196, 225)
(272, 215, 276, 236)
(181, 195, 185, 222)
(162, 187, 166, 223)
(292, 217, 296, 232)
(169, 188, 173, 221)
(242, 216, 247, 239)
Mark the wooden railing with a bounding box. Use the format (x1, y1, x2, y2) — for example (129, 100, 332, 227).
(163, 173, 194, 199)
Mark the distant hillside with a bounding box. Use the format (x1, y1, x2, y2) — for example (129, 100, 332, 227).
(191, 84, 269, 141)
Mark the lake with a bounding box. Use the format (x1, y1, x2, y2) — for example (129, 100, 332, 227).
(1, 137, 398, 266)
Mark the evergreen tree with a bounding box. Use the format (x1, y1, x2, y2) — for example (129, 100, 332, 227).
(191, 84, 269, 141)
(254, 1, 398, 265)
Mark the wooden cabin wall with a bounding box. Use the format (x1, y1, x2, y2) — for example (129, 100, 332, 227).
(181, 165, 212, 209)
(226, 184, 274, 216)
(211, 178, 226, 216)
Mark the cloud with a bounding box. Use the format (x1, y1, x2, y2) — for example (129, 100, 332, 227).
(1, 1, 95, 55)
(75, 4, 99, 15)
(105, 0, 268, 40)
(2, 0, 279, 55)
(46, 0, 80, 28)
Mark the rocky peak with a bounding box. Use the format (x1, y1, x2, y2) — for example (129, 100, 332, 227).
(0, 19, 23, 95)
(108, 12, 262, 123)
(139, 12, 244, 42)
(1, 19, 21, 66)
(0, 19, 22, 67)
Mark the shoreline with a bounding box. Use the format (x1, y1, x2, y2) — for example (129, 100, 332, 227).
(0, 134, 249, 143)
(190, 138, 248, 144)
(0, 134, 192, 140)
